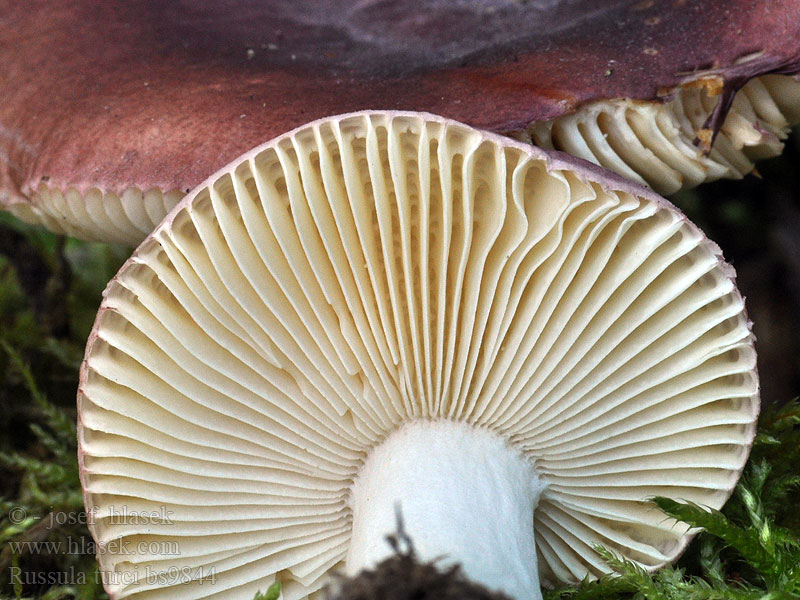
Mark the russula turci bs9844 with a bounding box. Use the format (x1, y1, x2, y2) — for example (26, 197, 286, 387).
(79, 112, 759, 600)
(2, 1, 800, 243)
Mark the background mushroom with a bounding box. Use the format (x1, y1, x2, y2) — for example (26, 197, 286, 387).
(527, 74, 800, 195)
(2, 1, 799, 244)
(79, 112, 759, 599)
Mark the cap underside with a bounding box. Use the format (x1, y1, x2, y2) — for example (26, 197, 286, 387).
(78, 112, 759, 599)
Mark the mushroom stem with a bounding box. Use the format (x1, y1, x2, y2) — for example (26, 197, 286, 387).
(346, 420, 547, 600)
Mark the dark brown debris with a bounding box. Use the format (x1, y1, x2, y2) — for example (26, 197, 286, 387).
(328, 552, 511, 600)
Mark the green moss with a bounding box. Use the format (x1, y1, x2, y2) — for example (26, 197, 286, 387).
(0, 215, 121, 599)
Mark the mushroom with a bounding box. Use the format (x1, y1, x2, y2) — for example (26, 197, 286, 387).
(527, 73, 800, 195)
(3, 1, 800, 244)
(78, 112, 759, 600)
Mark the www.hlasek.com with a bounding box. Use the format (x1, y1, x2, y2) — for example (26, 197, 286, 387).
(6, 537, 180, 557)
(10, 565, 218, 587)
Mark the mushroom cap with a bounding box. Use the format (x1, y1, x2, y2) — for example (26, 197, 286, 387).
(3, 1, 800, 243)
(78, 111, 759, 599)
